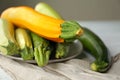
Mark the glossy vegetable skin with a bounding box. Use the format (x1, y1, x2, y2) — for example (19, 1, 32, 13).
(1, 6, 83, 43)
(30, 32, 52, 66)
(0, 18, 19, 55)
(78, 27, 112, 72)
(35, 2, 62, 19)
(15, 28, 34, 60)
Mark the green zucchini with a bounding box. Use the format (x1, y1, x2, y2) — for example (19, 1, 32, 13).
(0, 18, 19, 55)
(35, 2, 62, 19)
(15, 28, 34, 60)
(30, 32, 52, 66)
(55, 43, 70, 58)
(78, 27, 112, 72)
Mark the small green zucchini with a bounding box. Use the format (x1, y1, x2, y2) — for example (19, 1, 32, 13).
(0, 18, 19, 55)
(78, 27, 112, 72)
(30, 32, 52, 66)
(55, 43, 70, 59)
(15, 28, 34, 60)
(35, 2, 62, 19)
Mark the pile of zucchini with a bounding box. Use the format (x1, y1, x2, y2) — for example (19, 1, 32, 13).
(0, 2, 112, 73)
(0, 18, 70, 66)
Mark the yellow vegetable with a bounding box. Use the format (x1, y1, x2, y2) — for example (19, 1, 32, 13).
(1, 6, 83, 42)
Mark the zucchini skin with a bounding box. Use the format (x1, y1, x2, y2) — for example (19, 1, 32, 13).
(15, 28, 34, 60)
(55, 43, 70, 59)
(35, 2, 62, 19)
(0, 18, 19, 55)
(30, 32, 52, 66)
(78, 27, 111, 72)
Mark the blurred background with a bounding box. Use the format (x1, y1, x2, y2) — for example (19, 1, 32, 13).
(0, 0, 120, 20)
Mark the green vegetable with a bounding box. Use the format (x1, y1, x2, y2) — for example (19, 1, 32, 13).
(35, 2, 62, 19)
(15, 28, 34, 60)
(55, 43, 70, 58)
(30, 32, 52, 66)
(0, 18, 19, 55)
(78, 27, 112, 72)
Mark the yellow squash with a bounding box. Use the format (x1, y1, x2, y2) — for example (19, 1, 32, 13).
(1, 6, 83, 42)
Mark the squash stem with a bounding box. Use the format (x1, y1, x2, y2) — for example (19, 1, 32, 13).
(91, 61, 108, 72)
(76, 29, 84, 36)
